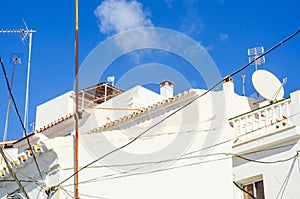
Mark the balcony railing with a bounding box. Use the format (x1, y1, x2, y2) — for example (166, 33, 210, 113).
(229, 98, 291, 145)
(73, 83, 124, 110)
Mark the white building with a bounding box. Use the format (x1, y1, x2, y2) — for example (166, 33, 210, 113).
(0, 78, 299, 198)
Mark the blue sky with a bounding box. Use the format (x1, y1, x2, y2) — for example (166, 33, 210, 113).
(0, 0, 299, 140)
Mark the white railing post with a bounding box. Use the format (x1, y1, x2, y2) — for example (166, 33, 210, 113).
(286, 102, 290, 122)
(81, 91, 85, 110)
(279, 104, 283, 120)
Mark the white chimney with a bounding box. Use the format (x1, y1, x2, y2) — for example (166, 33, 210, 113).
(160, 80, 174, 98)
(223, 76, 234, 96)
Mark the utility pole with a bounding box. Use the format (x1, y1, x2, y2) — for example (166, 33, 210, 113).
(74, 0, 80, 198)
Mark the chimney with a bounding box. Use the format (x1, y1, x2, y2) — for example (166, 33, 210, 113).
(160, 80, 174, 98)
(223, 76, 234, 96)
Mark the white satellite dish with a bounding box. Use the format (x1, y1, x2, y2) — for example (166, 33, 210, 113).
(252, 70, 285, 101)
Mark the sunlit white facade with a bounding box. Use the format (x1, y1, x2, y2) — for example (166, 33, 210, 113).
(1, 79, 300, 199)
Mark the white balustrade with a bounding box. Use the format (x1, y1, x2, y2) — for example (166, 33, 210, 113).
(229, 99, 291, 143)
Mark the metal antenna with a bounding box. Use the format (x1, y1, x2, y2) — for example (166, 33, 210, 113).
(247, 46, 265, 71)
(241, 74, 246, 96)
(0, 22, 36, 137)
(3, 55, 21, 141)
(248, 46, 265, 100)
(107, 76, 115, 86)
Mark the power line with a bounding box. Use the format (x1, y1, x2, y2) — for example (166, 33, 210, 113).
(62, 144, 300, 187)
(57, 29, 300, 186)
(233, 181, 256, 199)
(60, 114, 300, 186)
(0, 59, 43, 181)
(61, 187, 111, 199)
(61, 139, 300, 174)
(63, 151, 297, 185)
(59, 110, 299, 176)
(183, 110, 300, 158)
(62, 104, 300, 189)
(0, 146, 30, 199)
(96, 153, 299, 183)
(0, 179, 36, 183)
(61, 110, 299, 175)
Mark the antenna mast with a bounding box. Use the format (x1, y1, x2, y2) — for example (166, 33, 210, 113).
(241, 74, 246, 96)
(0, 24, 36, 137)
(247, 46, 265, 71)
(247, 46, 265, 99)
(3, 55, 21, 141)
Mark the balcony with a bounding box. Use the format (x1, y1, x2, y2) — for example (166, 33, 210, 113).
(229, 98, 296, 147)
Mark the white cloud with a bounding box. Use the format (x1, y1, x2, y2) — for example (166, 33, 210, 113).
(219, 33, 229, 42)
(165, 0, 174, 8)
(94, 0, 158, 64)
(94, 0, 153, 35)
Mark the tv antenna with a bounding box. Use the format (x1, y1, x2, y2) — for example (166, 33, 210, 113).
(0, 20, 36, 137)
(107, 76, 115, 86)
(247, 46, 265, 71)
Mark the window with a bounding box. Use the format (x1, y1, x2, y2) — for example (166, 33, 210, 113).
(243, 180, 265, 199)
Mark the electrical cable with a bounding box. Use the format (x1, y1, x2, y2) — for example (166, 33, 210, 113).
(59, 185, 74, 198)
(69, 152, 298, 186)
(233, 153, 298, 164)
(69, 151, 297, 185)
(103, 152, 297, 183)
(60, 109, 299, 175)
(0, 179, 36, 183)
(233, 181, 256, 199)
(57, 29, 300, 187)
(61, 108, 300, 189)
(61, 140, 300, 174)
(61, 84, 300, 188)
(61, 187, 111, 199)
(183, 110, 300, 158)
(62, 141, 300, 187)
(0, 58, 43, 181)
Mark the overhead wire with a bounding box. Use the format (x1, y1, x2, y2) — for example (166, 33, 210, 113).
(61, 107, 300, 176)
(0, 59, 43, 181)
(62, 111, 300, 172)
(0, 179, 37, 183)
(233, 181, 256, 199)
(61, 140, 300, 174)
(61, 187, 111, 199)
(57, 29, 300, 187)
(64, 151, 298, 185)
(59, 185, 75, 198)
(63, 139, 300, 187)
(182, 110, 300, 158)
(55, 109, 300, 185)
(275, 156, 297, 198)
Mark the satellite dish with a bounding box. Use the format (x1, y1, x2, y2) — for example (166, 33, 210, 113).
(252, 70, 285, 101)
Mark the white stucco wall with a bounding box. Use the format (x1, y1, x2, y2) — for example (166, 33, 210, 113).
(233, 136, 300, 199)
(42, 90, 236, 198)
(35, 91, 74, 130)
(79, 86, 165, 133)
(232, 90, 300, 199)
(1, 83, 275, 198)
